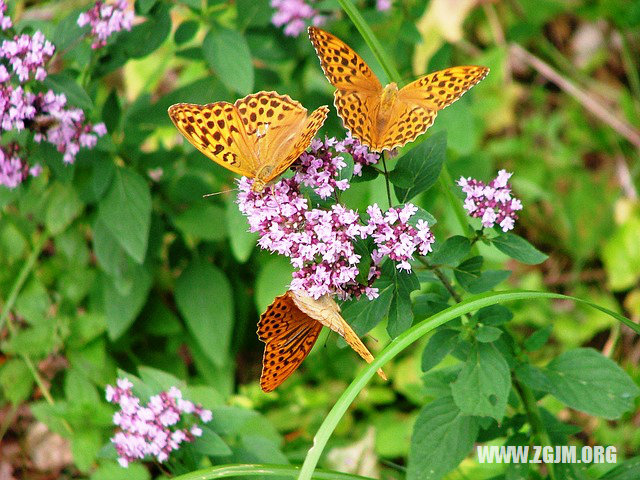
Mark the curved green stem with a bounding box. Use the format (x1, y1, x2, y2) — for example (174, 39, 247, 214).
(336, 0, 402, 84)
(173, 464, 375, 480)
(298, 290, 639, 480)
(438, 166, 473, 237)
(0, 231, 48, 331)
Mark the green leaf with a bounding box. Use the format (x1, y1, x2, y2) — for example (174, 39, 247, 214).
(451, 342, 511, 420)
(45, 182, 83, 235)
(254, 257, 292, 314)
(172, 203, 227, 241)
(421, 328, 457, 372)
(407, 396, 479, 480)
(104, 266, 152, 340)
(174, 19, 199, 45)
(137, 0, 158, 14)
(599, 457, 640, 480)
(429, 235, 471, 266)
(455, 257, 511, 294)
(202, 28, 254, 95)
(122, 4, 171, 58)
(175, 261, 234, 367)
(225, 198, 256, 263)
(91, 461, 151, 480)
(193, 427, 233, 457)
(138, 366, 184, 392)
(341, 285, 394, 335)
(544, 348, 640, 419)
(72, 430, 102, 472)
(64, 369, 99, 404)
(0, 359, 34, 404)
(391, 132, 446, 202)
(475, 304, 513, 326)
(524, 325, 553, 351)
(405, 205, 437, 227)
(3, 323, 57, 356)
(386, 263, 420, 338)
(476, 325, 503, 343)
(43, 74, 93, 110)
(602, 215, 640, 290)
(492, 233, 548, 265)
(98, 168, 151, 264)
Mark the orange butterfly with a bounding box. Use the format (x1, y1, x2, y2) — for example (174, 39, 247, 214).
(308, 27, 489, 152)
(168, 91, 329, 192)
(258, 290, 387, 392)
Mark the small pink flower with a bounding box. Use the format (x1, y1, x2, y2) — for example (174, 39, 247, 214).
(78, 0, 133, 49)
(271, 0, 326, 37)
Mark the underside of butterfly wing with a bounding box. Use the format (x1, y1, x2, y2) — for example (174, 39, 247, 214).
(373, 101, 437, 152)
(257, 292, 323, 392)
(333, 89, 380, 148)
(168, 102, 258, 177)
(290, 291, 387, 380)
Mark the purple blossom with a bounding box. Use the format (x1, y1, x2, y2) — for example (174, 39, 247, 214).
(32, 90, 107, 163)
(271, 0, 326, 37)
(0, 143, 40, 189)
(458, 170, 523, 232)
(342, 133, 380, 176)
(294, 137, 350, 199)
(0, 0, 11, 30)
(0, 31, 55, 82)
(77, 0, 134, 49)
(0, 82, 36, 131)
(366, 203, 435, 271)
(376, 0, 392, 11)
(106, 378, 212, 468)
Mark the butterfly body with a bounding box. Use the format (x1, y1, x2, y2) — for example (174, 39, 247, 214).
(258, 290, 386, 392)
(168, 91, 329, 192)
(308, 27, 489, 152)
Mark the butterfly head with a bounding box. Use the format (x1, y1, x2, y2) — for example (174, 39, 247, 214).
(251, 179, 267, 193)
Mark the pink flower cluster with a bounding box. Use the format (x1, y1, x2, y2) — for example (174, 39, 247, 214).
(377, 0, 392, 11)
(0, 1, 11, 30)
(237, 140, 435, 299)
(32, 91, 107, 163)
(342, 133, 380, 176)
(271, 0, 326, 37)
(0, 31, 54, 82)
(458, 170, 523, 232)
(106, 378, 212, 468)
(0, 143, 40, 188)
(367, 204, 435, 271)
(77, 0, 134, 49)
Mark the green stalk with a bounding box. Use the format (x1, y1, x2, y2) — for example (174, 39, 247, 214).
(0, 231, 48, 331)
(298, 290, 639, 479)
(438, 166, 473, 237)
(336, 0, 402, 84)
(173, 464, 375, 480)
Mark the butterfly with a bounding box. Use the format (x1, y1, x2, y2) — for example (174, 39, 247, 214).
(168, 91, 329, 192)
(258, 290, 387, 392)
(308, 27, 489, 152)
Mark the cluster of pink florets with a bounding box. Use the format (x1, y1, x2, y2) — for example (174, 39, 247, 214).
(237, 137, 436, 299)
(0, 10, 107, 188)
(270, 0, 326, 37)
(458, 170, 522, 232)
(106, 378, 212, 468)
(367, 204, 435, 271)
(0, 1, 11, 31)
(77, 0, 134, 49)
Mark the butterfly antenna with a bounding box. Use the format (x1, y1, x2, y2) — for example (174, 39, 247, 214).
(203, 187, 238, 198)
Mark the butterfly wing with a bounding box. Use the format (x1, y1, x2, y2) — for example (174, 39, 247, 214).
(290, 291, 387, 380)
(257, 292, 323, 392)
(309, 27, 382, 148)
(168, 102, 258, 177)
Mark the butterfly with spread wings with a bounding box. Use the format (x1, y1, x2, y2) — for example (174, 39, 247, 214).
(308, 27, 489, 152)
(168, 91, 329, 192)
(258, 290, 387, 392)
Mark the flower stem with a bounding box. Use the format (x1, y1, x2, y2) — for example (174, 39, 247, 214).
(381, 153, 393, 208)
(438, 165, 473, 236)
(173, 464, 375, 480)
(336, 0, 402, 84)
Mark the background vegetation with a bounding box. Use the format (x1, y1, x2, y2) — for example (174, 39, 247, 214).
(0, 0, 639, 479)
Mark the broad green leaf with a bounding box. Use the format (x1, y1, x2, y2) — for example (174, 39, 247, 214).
(429, 235, 471, 266)
(0, 359, 34, 404)
(202, 28, 254, 95)
(492, 233, 548, 265)
(225, 197, 256, 263)
(64, 369, 99, 404)
(91, 461, 151, 480)
(138, 366, 184, 392)
(341, 285, 394, 335)
(451, 342, 511, 420)
(599, 457, 640, 480)
(43, 74, 93, 110)
(193, 427, 233, 457)
(405, 205, 437, 227)
(175, 261, 233, 367)
(407, 396, 479, 480)
(172, 202, 227, 241)
(254, 257, 292, 314)
(475, 304, 513, 326)
(386, 263, 420, 338)
(455, 256, 510, 293)
(122, 4, 171, 58)
(104, 266, 152, 340)
(72, 430, 102, 472)
(391, 131, 446, 202)
(98, 168, 151, 264)
(236, 0, 273, 28)
(421, 328, 458, 372)
(174, 20, 199, 45)
(544, 348, 639, 419)
(524, 325, 553, 351)
(45, 182, 83, 235)
(476, 325, 503, 343)
(3, 323, 57, 356)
